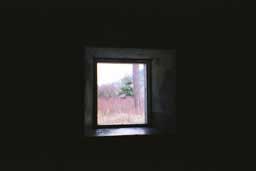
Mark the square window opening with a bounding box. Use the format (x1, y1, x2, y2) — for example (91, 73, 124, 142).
(94, 58, 151, 128)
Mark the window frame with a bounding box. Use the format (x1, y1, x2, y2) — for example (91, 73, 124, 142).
(93, 57, 152, 129)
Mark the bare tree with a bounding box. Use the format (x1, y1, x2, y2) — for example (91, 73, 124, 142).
(133, 64, 140, 114)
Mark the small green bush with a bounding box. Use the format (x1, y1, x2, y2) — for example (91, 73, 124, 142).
(119, 76, 133, 96)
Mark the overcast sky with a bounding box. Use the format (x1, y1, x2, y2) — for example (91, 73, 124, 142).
(97, 63, 144, 86)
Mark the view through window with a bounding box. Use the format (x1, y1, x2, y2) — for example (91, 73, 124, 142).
(97, 62, 147, 125)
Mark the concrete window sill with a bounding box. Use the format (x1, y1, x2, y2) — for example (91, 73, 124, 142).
(84, 127, 159, 137)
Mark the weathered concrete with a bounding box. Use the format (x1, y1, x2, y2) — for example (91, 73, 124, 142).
(84, 47, 176, 132)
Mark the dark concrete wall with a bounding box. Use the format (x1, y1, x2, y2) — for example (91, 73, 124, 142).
(1, 4, 241, 170)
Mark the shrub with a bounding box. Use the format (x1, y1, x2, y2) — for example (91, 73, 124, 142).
(119, 75, 134, 96)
